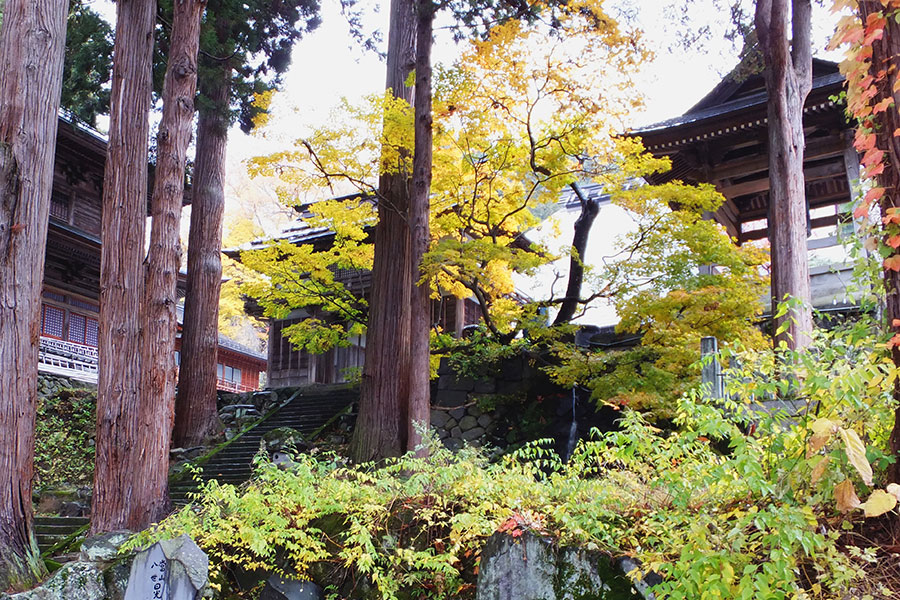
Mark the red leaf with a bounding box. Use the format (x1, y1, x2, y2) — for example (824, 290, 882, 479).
(854, 204, 870, 219)
(865, 163, 886, 178)
(874, 97, 894, 114)
(855, 131, 877, 151)
(865, 187, 886, 202)
(862, 148, 885, 167)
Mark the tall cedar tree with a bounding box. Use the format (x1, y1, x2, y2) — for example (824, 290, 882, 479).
(408, 0, 435, 455)
(856, 0, 900, 483)
(351, 0, 417, 463)
(174, 0, 320, 447)
(755, 0, 813, 349)
(91, 0, 156, 534)
(136, 0, 206, 524)
(352, 0, 602, 462)
(61, 0, 113, 128)
(0, 0, 67, 587)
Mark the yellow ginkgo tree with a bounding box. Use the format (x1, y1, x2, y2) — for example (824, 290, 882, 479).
(241, 13, 768, 413)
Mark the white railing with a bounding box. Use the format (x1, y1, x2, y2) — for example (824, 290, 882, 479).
(216, 378, 256, 393)
(38, 337, 99, 383)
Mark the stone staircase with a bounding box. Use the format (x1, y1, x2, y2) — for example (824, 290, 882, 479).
(37, 384, 358, 554)
(35, 516, 90, 554)
(169, 384, 357, 504)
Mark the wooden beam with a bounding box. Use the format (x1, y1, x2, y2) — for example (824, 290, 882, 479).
(709, 133, 845, 181)
(740, 213, 844, 243)
(718, 161, 847, 199)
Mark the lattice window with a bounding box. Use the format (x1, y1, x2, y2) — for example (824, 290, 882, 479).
(42, 290, 66, 303)
(49, 192, 69, 221)
(85, 318, 98, 347)
(41, 305, 64, 339)
(69, 298, 99, 313)
(68, 313, 86, 344)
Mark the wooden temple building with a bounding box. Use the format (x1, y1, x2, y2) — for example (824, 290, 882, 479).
(632, 59, 858, 311)
(229, 198, 480, 388)
(39, 115, 266, 390)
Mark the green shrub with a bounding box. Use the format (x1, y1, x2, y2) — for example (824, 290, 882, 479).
(128, 384, 873, 599)
(34, 387, 96, 490)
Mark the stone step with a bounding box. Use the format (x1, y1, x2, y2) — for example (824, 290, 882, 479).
(166, 387, 357, 508)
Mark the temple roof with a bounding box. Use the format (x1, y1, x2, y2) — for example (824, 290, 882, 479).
(631, 59, 845, 151)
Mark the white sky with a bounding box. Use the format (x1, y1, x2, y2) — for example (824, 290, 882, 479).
(87, 0, 844, 323)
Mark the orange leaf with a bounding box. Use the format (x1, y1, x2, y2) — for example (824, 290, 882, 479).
(835, 479, 862, 513)
(854, 204, 870, 219)
(888, 333, 900, 348)
(892, 319, 900, 328)
(865, 163, 885, 178)
(865, 187, 886, 202)
(884, 255, 900, 271)
(862, 148, 885, 166)
(874, 97, 894, 114)
(888, 236, 900, 249)
(855, 131, 877, 151)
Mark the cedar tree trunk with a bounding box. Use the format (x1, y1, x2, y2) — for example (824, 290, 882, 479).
(858, 0, 900, 483)
(407, 0, 434, 455)
(136, 0, 205, 523)
(350, 0, 416, 463)
(91, 0, 156, 535)
(173, 67, 229, 447)
(0, 0, 67, 588)
(552, 183, 600, 326)
(755, 0, 813, 350)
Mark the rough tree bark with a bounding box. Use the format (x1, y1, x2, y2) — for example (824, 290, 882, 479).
(173, 66, 230, 447)
(0, 0, 67, 588)
(755, 0, 813, 350)
(135, 0, 206, 523)
(552, 184, 601, 326)
(350, 0, 417, 463)
(407, 0, 435, 455)
(92, 0, 156, 535)
(857, 0, 900, 483)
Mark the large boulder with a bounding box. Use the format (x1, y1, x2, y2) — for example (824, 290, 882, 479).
(3, 563, 107, 600)
(260, 576, 323, 600)
(475, 532, 648, 600)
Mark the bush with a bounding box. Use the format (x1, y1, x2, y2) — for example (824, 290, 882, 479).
(34, 387, 96, 490)
(128, 383, 876, 599)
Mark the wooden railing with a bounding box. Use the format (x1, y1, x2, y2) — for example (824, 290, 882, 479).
(216, 378, 256, 393)
(38, 336, 99, 382)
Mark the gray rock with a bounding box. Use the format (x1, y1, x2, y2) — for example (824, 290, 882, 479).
(80, 531, 133, 563)
(444, 417, 458, 430)
(124, 535, 208, 600)
(473, 380, 496, 394)
(450, 426, 462, 439)
(616, 557, 661, 600)
(476, 533, 644, 600)
(430, 410, 450, 429)
(458, 416, 478, 431)
(449, 407, 466, 421)
(443, 437, 463, 451)
(5, 562, 106, 600)
(477, 415, 493, 428)
(461, 427, 485, 441)
(468, 405, 483, 418)
(435, 390, 468, 408)
(260, 576, 323, 600)
(263, 427, 307, 453)
(475, 533, 557, 600)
